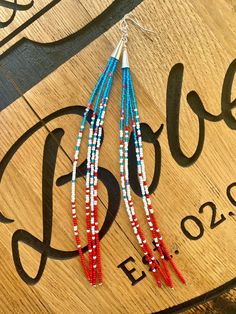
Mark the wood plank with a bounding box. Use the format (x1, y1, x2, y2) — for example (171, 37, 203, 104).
(0, 0, 235, 313)
(0, 1, 90, 54)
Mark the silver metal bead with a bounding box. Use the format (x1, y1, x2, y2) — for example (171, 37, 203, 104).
(122, 47, 130, 68)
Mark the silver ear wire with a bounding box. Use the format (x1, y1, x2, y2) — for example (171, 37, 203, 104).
(120, 13, 156, 42)
(120, 13, 155, 67)
(120, 17, 129, 46)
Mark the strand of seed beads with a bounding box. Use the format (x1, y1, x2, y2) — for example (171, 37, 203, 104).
(126, 67, 172, 287)
(120, 64, 169, 287)
(71, 60, 111, 283)
(92, 66, 119, 286)
(129, 61, 186, 285)
(90, 60, 118, 286)
(85, 57, 116, 285)
(88, 58, 118, 286)
(84, 40, 123, 286)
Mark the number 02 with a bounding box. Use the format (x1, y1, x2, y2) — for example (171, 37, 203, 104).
(181, 201, 226, 240)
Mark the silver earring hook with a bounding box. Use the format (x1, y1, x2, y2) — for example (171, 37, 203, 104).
(120, 13, 156, 45)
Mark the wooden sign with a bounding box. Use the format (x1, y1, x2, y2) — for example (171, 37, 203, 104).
(0, 1, 235, 312)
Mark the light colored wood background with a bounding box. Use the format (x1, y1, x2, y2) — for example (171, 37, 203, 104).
(0, 0, 236, 313)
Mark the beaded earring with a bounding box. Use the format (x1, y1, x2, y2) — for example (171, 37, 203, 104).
(71, 13, 186, 288)
(119, 15, 186, 288)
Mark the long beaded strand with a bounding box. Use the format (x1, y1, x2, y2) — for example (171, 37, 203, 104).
(120, 57, 170, 287)
(121, 46, 186, 287)
(127, 65, 172, 285)
(88, 59, 118, 286)
(71, 40, 123, 286)
(128, 63, 186, 285)
(84, 57, 115, 284)
(71, 62, 109, 282)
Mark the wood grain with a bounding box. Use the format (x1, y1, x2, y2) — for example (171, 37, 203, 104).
(0, 0, 235, 313)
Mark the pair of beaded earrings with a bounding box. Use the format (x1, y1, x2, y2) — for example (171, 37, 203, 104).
(71, 14, 186, 288)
